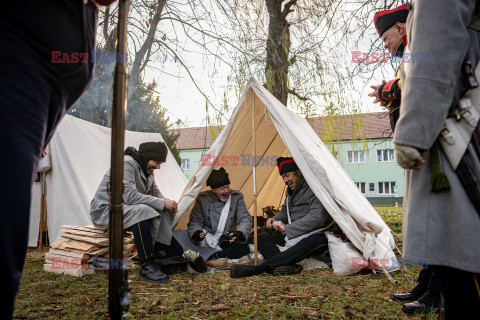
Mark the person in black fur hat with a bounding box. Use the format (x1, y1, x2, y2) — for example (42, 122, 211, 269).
(90, 141, 178, 284)
(171, 167, 253, 270)
(230, 157, 337, 278)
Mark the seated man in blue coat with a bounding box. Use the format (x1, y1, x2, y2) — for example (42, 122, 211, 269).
(230, 157, 335, 278)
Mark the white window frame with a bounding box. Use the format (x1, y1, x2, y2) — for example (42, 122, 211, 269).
(347, 150, 365, 164)
(377, 149, 395, 163)
(180, 158, 190, 171)
(354, 182, 366, 194)
(378, 181, 396, 195)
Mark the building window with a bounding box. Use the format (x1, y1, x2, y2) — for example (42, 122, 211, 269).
(378, 181, 396, 195)
(377, 149, 395, 162)
(180, 159, 190, 171)
(355, 182, 366, 193)
(347, 150, 365, 164)
(369, 183, 375, 192)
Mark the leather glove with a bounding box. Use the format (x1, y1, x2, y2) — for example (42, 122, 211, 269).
(394, 144, 421, 169)
(191, 230, 203, 242)
(233, 231, 246, 243)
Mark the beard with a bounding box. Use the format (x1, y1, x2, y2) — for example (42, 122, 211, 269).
(146, 163, 156, 174)
(219, 193, 229, 202)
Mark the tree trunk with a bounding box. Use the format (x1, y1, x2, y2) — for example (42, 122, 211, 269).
(128, 0, 166, 100)
(265, 0, 294, 106)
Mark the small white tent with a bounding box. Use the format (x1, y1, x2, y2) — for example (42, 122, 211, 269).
(29, 115, 188, 247)
(173, 78, 398, 273)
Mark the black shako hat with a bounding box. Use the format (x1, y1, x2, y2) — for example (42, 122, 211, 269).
(374, 5, 408, 37)
(207, 167, 230, 189)
(138, 141, 168, 162)
(277, 157, 299, 175)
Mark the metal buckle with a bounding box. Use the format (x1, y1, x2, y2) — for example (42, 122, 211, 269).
(440, 127, 455, 145)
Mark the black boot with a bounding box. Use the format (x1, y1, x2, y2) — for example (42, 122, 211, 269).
(139, 259, 170, 284)
(230, 264, 268, 278)
(156, 255, 188, 275)
(154, 242, 168, 259)
(393, 283, 427, 302)
(272, 264, 303, 276)
(401, 290, 440, 314)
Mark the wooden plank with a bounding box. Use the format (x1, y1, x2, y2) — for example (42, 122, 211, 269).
(50, 240, 96, 253)
(88, 247, 109, 256)
(124, 243, 135, 252)
(45, 256, 90, 267)
(62, 225, 106, 234)
(44, 263, 94, 277)
(61, 228, 107, 238)
(63, 239, 99, 252)
(61, 233, 109, 246)
(50, 239, 68, 249)
(46, 249, 89, 260)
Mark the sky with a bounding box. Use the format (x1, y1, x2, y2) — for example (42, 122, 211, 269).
(140, 2, 400, 129)
(143, 49, 397, 129)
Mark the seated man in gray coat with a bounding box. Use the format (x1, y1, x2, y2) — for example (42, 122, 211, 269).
(90, 141, 178, 284)
(230, 157, 335, 278)
(172, 167, 253, 268)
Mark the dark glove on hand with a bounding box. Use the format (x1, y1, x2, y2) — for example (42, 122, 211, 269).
(191, 230, 203, 242)
(233, 231, 246, 243)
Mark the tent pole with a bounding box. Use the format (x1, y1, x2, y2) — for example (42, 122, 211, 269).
(38, 172, 46, 250)
(109, 0, 130, 318)
(252, 89, 258, 265)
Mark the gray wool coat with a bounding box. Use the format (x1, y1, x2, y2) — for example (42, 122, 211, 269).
(393, 0, 480, 273)
(187, 190, 253, 242)
(273, 178, 333, 239)
(90, 155, 174, 245)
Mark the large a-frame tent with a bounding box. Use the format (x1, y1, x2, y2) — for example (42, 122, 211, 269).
(173, 78, 398, 273)
(28, 115, 188, 247)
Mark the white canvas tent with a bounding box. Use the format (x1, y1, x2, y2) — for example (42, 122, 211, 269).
(28, 115, 188, 247)
(173, 78, 398, 273)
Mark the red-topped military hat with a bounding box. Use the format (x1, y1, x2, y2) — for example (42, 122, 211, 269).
(373, 5, 408, 37)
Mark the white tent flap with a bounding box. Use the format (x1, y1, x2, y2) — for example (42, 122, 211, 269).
(29, 115, 187, 246)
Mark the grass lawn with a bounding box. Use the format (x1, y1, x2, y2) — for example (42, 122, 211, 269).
(14, 207, 437, 320)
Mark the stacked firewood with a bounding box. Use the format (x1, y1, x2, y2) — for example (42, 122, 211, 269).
(44, 225, 136, 277)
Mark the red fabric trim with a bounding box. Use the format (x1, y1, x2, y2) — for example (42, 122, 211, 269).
(402, 35, 408, 47)
(383, 80, 395, 92)
(373, 5, 408, 24)
(278, 159, 295, 172)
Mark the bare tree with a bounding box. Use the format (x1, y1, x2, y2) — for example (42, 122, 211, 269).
(187, 0, 403, 119)
(71, 0, 403, 138)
